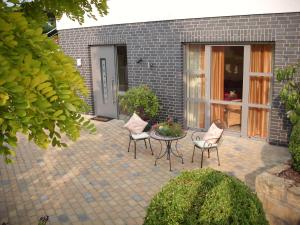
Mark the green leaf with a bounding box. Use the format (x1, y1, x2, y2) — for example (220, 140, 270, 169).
(53, 110, 63, 117)
(7, 136, 17, 147)
(37, 82, 51, 91)
(65, 103, 76, 112)
(83, 120, 90, 127)
(16, 110, 26, 117)
(61, 143, 67, 147)
(31, 73, 49, 88)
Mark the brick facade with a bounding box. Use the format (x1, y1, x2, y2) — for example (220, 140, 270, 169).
(58, 12, 300, 145)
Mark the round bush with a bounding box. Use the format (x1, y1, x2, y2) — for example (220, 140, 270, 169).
(144, 168, 268, 225)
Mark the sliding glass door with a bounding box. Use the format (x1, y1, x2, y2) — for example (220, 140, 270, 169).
(184, 44, 273, 139)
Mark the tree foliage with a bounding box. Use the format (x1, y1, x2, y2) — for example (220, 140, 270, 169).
(0, 0, 108, 163)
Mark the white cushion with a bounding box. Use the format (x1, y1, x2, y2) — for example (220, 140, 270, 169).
(124, 113, 148, 134)
(203, 123, 223, 144)
(194, 140, 218, 148)
(131, 132, 149, 140)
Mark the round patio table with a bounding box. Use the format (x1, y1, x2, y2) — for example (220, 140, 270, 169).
(150, 130, 186, 171)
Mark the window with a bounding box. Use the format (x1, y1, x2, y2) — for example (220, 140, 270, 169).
(185, 44, 206, 128)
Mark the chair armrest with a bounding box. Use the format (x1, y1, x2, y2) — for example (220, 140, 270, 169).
(191, 131, 203, 141)
(203, 138, 218, 148)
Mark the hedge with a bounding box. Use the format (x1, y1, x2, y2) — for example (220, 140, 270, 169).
(144, 168, 268, 225)
(290, 121, 300, 172)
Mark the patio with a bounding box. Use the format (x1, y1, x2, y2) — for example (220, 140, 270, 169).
(0, 119, 290, 225)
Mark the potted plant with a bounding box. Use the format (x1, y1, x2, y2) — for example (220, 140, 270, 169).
(153, 117, 184, 137)
(119, 85, 159, 130)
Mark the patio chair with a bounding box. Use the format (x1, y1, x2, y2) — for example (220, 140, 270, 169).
(127, 131, 153, 159)
(191, 120, 225, 168)
(124, 113, 154, 159)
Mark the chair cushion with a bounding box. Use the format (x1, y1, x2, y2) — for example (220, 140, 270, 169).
(203, 123, 223, 144)
(124, 113, 148, 134)
(194, 140, 218, 148)
(132, 132, 150, 140)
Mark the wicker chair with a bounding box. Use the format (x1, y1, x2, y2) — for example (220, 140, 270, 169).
(191, 120, 225, 168)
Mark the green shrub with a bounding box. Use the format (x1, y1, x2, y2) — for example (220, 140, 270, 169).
(119, 85, 159, 120)
(276, 62, 300, 172)
(144, 168, 268, 225)
(289, 121, 300, 172)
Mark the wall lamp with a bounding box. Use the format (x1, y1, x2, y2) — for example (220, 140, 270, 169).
(136, 58, 143, 64)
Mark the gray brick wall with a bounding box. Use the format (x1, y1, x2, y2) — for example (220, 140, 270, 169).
(58, 12, 300, 145)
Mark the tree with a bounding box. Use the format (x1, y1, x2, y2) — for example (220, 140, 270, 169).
(0, 0, 108, 163)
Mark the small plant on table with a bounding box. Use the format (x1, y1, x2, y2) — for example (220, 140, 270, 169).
(154, 117, 184, 137)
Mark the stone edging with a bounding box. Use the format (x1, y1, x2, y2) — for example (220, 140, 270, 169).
(255, 164, 300, 225)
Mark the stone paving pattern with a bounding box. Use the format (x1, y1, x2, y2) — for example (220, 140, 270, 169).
(0, 120, 290, 225)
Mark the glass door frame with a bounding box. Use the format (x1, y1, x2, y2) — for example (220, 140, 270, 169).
(184, 44, 273, 139)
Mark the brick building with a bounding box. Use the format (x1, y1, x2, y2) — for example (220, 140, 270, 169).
(58, 12, 300, 145)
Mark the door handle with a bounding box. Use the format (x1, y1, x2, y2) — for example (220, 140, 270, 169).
(112, 80, 116, 104)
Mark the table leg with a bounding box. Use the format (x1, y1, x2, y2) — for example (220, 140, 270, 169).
(154, 143, 168, 166)
(167, 141, 172, 171)
(172, 140, 184, 164)
(154, 140, 184, 171)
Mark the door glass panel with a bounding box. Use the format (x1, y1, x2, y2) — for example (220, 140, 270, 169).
(211, 104, 242, 132)
(185, 44, 205, 129)
(187, 101, 205, 128)
(211, 103, 225, 124)
(249, 76, 270, 104)
(211, 46, 244, 102)
(225, 105, 242, 132)
(248, 108, 269, 138)
(211, 47, 224, 101)
(248, 44, 272, 138)
(250, 45, 272, 73)
(117, 46, 128, 92)
(188, 74, 205, 99)
(100, 58, 108, 104)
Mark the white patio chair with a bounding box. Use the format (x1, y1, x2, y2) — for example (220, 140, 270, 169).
(123, 113, 154, 159)
(191, 120, 225, 168)
(127, 131, 153, 159)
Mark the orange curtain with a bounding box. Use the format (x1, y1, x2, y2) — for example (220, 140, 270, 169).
(211, 47, 225, 123)
(248, 45, 272, 138)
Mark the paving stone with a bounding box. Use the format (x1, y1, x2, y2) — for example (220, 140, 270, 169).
(131, 194, 144, 202)
(116, 153, 124, 158)
(57, 214, 69, 223)
(78, 213, 90, 222)
(0, 119, 291, 224)
(122, 163, 129, 169)
(99, 180, 110, 187)
(100, 191, 110, 199)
